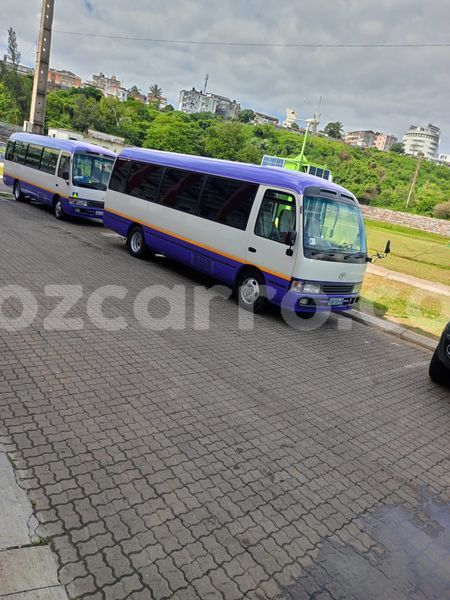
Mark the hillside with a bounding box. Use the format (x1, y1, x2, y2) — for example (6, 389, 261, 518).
(1, 82, 450, 218)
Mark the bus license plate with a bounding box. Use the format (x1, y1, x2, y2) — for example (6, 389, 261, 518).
(95, 211, 103, 216)
(329, 297, 344, 306)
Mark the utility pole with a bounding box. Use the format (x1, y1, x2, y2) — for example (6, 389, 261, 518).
(405, 153, 423, 209)
(28, 0, 55, 134)
(203, 73, 209, 95)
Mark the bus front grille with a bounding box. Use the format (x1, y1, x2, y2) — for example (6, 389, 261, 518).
(322, 283, 354, 294)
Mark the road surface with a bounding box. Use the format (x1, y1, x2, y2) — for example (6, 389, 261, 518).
(0, 196, 449, 600)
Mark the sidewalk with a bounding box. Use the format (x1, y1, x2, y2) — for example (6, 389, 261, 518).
(367, 263, 450, 297)
(0, 450, 68, 599)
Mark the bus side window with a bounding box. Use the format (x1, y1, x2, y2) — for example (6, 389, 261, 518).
(126, 161, 164, 202)
(25, 144, 43, 170)
(58, 154, 71, 179)
(199, 177, 257, 230)
(255, 190, 296, 244)
(159, 168, 204, 214)
(40, 148, 59, 175)
(109, 158, 131, 193)
(13, 142, 28, 164)
(5, 141, 15, 161)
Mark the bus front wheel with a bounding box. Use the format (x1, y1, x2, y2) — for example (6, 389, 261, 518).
(13, 181, 25, 202)
(53, 198, 65, 220)
(236, 270, 269, 313)
(127, 225, 152, 259)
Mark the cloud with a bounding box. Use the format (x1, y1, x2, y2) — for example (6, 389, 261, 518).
(4, 0, 450, 152)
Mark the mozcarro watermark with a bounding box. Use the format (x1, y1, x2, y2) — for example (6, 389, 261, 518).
(0, 284, 445, 333)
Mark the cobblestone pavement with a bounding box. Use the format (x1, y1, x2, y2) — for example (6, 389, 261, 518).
(1, 197, 449, 600)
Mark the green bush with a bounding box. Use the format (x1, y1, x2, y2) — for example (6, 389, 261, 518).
(433, 201, 450, 220)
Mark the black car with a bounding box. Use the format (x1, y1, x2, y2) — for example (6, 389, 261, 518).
(429, 322, 450, 386)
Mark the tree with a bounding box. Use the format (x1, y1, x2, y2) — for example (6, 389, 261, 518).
(237, 109, 255, 123)
(7, 27, 21, 65)
(324, 121, 343, 139)
(390, 142, 404, 154)
(148, 83, 163, 101)
(0, 27, 32, 123)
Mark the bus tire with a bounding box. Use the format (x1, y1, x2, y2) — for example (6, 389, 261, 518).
(236, 269, 269, 313)
(127, 225, 151, 259)
(13, 181, 25, 202)
(53, 197, 65, 220)
(429, 350, 449, 386)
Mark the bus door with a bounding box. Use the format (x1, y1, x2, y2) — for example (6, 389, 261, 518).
(245, 188, 297, 301)
(55, 152, 71, 200)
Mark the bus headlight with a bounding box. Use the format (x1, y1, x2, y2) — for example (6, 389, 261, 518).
(353, 283, 362, 293)
(290, 281, 321, 294)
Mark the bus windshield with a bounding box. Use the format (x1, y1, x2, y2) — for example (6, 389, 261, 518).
(72, 153, 114, 191)
(303, 196, 366, 255)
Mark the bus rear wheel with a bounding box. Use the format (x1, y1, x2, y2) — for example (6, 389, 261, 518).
(13, 181, 25, 202)
(53, 197, 65, 220)
(236, 270, 269, 313)
(127, 225, 152, 259)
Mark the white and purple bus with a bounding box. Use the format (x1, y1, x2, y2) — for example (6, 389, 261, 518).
(3, 132, 116, 220)
(104, 148, 370, 315)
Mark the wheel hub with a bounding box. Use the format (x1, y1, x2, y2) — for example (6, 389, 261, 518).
(131, 232, 143, 253)
(241, 277, 260, 305)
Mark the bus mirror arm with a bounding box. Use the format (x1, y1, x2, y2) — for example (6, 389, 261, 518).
(369, 240, 391, 263)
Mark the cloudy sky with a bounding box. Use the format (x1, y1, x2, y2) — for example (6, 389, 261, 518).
(2, 0, 449, 152)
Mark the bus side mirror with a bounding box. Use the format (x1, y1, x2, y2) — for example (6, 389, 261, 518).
(286, 230, 297, 247)
(384, 240, 391, 255)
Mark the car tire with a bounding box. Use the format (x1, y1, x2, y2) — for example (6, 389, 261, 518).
(127, 225, 152, 259)
(54, 197, 65, 220)
(429, 350, 450, 386)
(236, 270, 269, 313)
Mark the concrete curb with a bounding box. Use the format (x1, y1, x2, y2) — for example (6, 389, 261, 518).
(0, 450, 69, 599)
(343, 309, 437, 351)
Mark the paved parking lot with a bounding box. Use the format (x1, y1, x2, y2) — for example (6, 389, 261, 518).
(0, 196, 449, 600)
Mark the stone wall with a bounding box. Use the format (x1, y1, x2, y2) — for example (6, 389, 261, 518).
(361, 205, 450, 237)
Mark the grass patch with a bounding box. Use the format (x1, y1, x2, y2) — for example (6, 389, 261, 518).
(361, 273, 449, 338)
(364, 219, 450, 285)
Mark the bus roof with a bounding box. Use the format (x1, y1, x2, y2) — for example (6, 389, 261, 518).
(119, 147, 357, 200)
(10, 132, 117, 158)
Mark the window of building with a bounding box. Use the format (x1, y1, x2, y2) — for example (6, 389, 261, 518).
(109, 158, 131, 193)
(40, 147, 60, 175)
(58, 153, 71, 179)
(126, 161, 164, 202)
(199, 176, 257, 230)
(25, 144, 43, 169)
(160, 168, 204, 214)
(255, 190, 296, 244)
(13, 142, 28, 164)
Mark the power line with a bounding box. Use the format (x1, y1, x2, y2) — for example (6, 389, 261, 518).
(53, 31, 450, 48)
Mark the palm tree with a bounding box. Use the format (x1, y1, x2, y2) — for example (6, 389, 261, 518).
(148, 83, 163, 101)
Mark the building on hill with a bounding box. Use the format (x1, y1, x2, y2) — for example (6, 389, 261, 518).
(402, 124, 440, 159)
(343, 130, 398, 151)
(373, 133, 398, 151)
(88, 73, 122, 94)
(343, 130, 377, 148)
(1, 55, 33, 76)
(253, 112, 279, 126)
(47, 128, 128, 154)
(48, 69, 82, 89)
(178, 88, 240, 119)
(282, 109, 297, 128)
